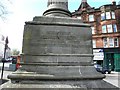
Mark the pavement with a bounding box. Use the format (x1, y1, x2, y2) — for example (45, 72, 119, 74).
(104, 71, 120, 87)
(0, 62, 14, 85)
(0, 79, 8, 85)
(0, 70, 13, 85)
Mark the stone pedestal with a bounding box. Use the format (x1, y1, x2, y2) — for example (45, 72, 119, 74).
(1, 16, 119, 90)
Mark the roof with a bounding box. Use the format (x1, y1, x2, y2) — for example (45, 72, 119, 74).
(77, 1, 91, 11)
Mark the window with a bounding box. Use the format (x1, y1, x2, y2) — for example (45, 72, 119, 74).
(106, 12, 111, 19)
(103, 38, 108, 48)
(112, 12, 115, 19)
(89, 15, 94, 22)
(107, 24, 113, 33)
(113, 24, 117, 32)
(91, 27, 95, 34)
(103, 37, 119, 48)
(92, 40, 96, 48)
(114, 38, 119, 47)
(101, 12, 115, 20)
(102, 25, 107, 33)
(102, 24, 117, 33)
(109, 38, 114, 47)
(101, 13, 105, 20)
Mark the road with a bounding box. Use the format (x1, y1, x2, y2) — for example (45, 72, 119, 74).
(0, 62, 12, 71)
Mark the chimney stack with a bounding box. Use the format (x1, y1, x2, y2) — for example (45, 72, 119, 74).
(112, 0, 116, 5)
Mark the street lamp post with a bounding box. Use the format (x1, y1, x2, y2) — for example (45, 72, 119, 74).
(1, 37, 9, 81)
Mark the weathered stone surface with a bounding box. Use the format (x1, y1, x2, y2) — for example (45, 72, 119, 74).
(21, 54, 93, 63)
(1, 0, 119, 89)
(7, 66, 104, 80)
(1, 80, 118, 90)
(22, 16, 92, 55)
(1, 16, 119, 90)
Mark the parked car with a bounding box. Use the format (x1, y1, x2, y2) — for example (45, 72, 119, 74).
(94, 64, 111, 74)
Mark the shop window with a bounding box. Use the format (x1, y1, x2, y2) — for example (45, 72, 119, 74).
(89, 15, 94, 22)
(101, 13, 105, 20)
(112, 12, 115, 19)
(107, 24, 113, 33)
(91, 27, 95, 34)
(106, 12, 111, 19)
(113, 24, 117, 32)
(92, 40, 96, 48)
(102, 25, 107, 33)
(109, 38, 114, 47)
(114, 38, 119, 47)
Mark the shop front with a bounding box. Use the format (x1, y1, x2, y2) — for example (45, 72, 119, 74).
(103, 48, 120, 72)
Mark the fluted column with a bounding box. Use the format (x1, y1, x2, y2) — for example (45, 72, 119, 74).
(47, 0, 68, 8)
(43, 0, 71, 17)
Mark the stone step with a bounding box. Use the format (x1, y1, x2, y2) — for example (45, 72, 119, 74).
(8, 65, 105, 81)
(17, 65, 103, 78)
(2, 79, 119, 89)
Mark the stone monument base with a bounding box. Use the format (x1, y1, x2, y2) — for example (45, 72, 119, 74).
(1, 15, 119, 90)
(1, 67, 119, 90)
(1, 79, 119, 90)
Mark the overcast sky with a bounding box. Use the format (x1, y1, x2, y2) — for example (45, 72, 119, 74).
(0, 0, 120, 52)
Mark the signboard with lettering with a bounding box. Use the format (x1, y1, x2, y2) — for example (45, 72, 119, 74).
(93, 49, 104, 60)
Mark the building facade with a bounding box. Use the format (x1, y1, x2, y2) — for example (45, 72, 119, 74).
(0, 33, 12, 60)
(72, 0, 120, 71)
(0, 33, 5, 60)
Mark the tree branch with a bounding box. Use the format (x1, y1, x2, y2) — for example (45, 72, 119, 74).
(0, 0, 11, 20)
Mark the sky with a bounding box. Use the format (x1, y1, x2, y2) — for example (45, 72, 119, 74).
(0, 0, 120, 53)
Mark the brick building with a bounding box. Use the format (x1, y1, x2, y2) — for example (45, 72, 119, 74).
(72, 0, 120, 71)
